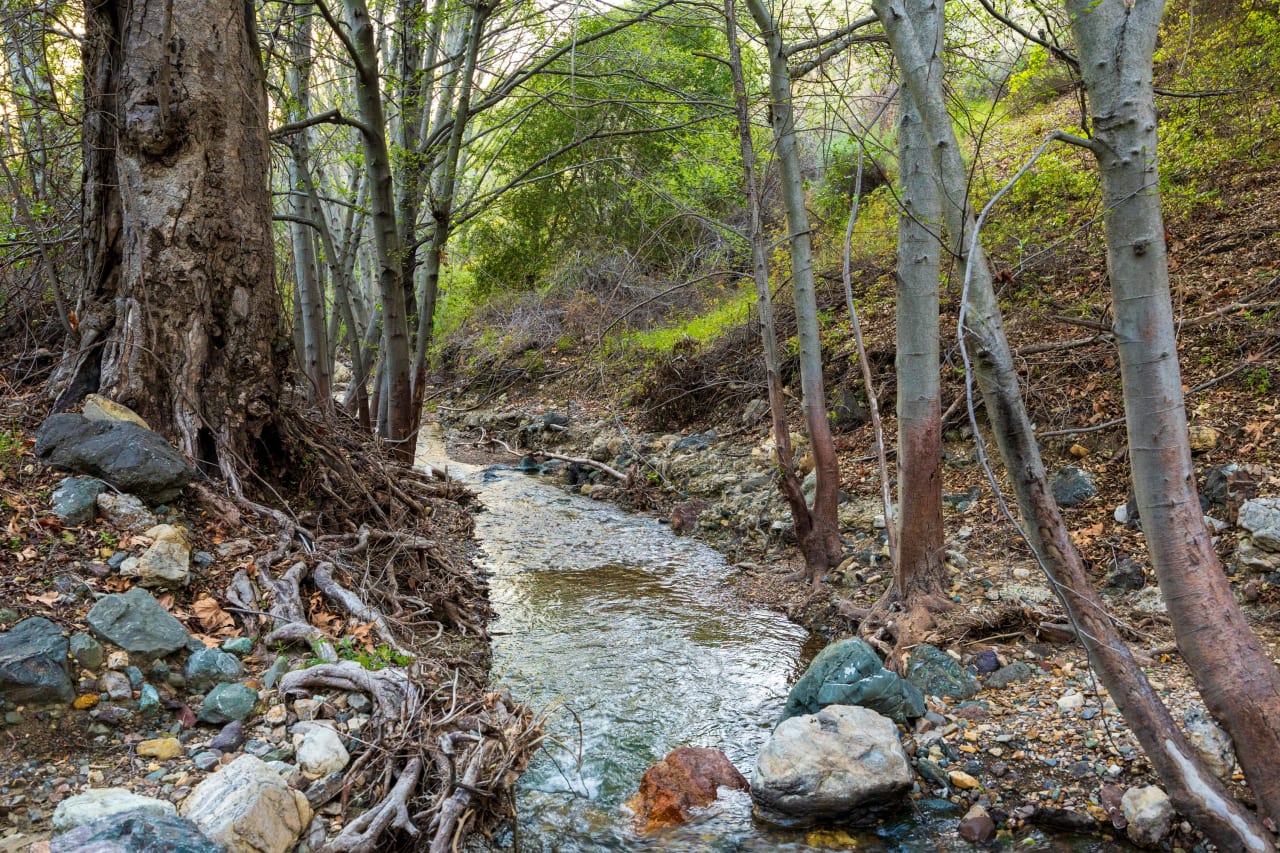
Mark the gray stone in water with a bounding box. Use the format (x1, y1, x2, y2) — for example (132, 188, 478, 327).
(985, 662, 1034, 689)
(198, 683, 257, 724)
(905, 644, 978, 700)
(36, 414, 195, 504)
(751, 704, 913, 827)
(780, 638, 925, 724)
(1050, 466, 1097, 507)
(69, 633, 105, 672)
(88, 588, 190, 660)
(51, 810, 223, 853)
(0, 617, 74, 705)
(186, 648, 243, 692)
(52, 788, 176, 831)
(51, 477, 107, 526)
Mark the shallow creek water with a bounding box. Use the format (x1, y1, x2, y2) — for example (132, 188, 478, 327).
(417, 430, 1124, 852)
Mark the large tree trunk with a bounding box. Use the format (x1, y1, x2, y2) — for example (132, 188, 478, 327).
(876, 0, 1274, 847)
(890, 0, 948, 619)
(61, 0, 282, 490)
(1068, 0, 1280, 826)
(743, 0, 843, 583)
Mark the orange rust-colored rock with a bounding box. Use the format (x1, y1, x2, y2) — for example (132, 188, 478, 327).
(626, 747, 748, 831)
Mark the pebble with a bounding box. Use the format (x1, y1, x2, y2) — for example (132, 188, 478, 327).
(193, 751, 221, 772)
(1056, 692, 1084, 711)
(137, 737, 183, 761)
(949, 770, 980, 789)
(208, 721, 246, 752)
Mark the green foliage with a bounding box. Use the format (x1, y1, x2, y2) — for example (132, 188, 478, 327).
(458, 9, 744, 300)
(1245, 366, 1272, 396)
(336, 637, 413, 670)
(619, 287, 754, 353)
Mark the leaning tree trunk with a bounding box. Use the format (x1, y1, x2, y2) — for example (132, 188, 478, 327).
(876, 0, 1274, 847)
(1068, 0, 1280, 826)
(890, 0, 948, 623)
(60, 0, 282, 491)
(744, 0, 844, 583)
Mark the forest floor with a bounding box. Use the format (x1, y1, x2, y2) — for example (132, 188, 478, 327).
(0, 392, 537, 852)
(427, 157, 1280, 849)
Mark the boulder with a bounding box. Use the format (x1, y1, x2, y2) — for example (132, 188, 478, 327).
(1121, 785, 1173, 847)
(198, 683, 258, 724)
(82, 394, 150, 429)
(0, 616, 74, 705)
(122, 524, 192, 587)
(781, 638, 925, 724)
(1050, 466, 1097, 507)
(88, 588, 190, 659)
(1237, 538, 1280, 573)
(51, 477, 107, 526)
(35, 413, 194, 504)
(52, 811, 222, 853)
(186, 648, 243, 692)
(96, 493, 157, 530)
(905, 644, 978, 700)
(296, 726, 349, 779)
(181, 755, 312, 853)
(52, 788, 176, 831)
(752, 705, 912, 827)
(626, 747, 748, 831)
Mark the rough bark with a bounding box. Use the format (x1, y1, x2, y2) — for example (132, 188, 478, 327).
(877, 0, 1275, 847)
(1067, 0, 1280, 827)
(890, 3, 948, 615)
(62, 0, 282, 488)
(743, 0, 843, 582)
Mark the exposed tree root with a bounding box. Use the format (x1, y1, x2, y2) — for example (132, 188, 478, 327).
(325, 758, 423, 853)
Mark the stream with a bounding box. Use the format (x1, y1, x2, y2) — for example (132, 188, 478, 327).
(417, 429, 1123, 852)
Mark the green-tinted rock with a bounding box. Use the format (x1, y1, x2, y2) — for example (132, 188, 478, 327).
(221, 637, 253, 658)
(985, 661, 1034, 689)
(139, 683, 161, 717)
(0, 617, 74, 705)
(780, 638, 925, 724)
(262, 656, 290, 690)
(50, 811, 223, 853)
(198, 683, 257, 724)
(51, 477, 107, 526)
(186, 648, 243, 692)
(70, 632, 105, 671)
(905, 644, 978, 700)
(87, 588, 190, 660)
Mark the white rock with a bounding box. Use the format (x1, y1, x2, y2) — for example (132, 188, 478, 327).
(53, 787, 176, 831)
(296, 726, 349, 779)
(1122, 785, 1173, 847)
(123, 528, 191, 587)
(180, 755, 312, 853)
(1238, 498, 1280, 550)
(1056, 691, 1085, 711)
(751, 705, 912, 826)
(1113, 504, 1130, 525)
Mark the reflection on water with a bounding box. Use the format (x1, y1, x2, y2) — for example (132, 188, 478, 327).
(417, 431, 1128, 853)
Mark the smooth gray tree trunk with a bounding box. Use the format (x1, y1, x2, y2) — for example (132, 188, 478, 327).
(1067, 0, 1280, 830)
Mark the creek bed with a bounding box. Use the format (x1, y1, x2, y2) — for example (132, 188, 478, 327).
(418, 431, 1126, 852)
